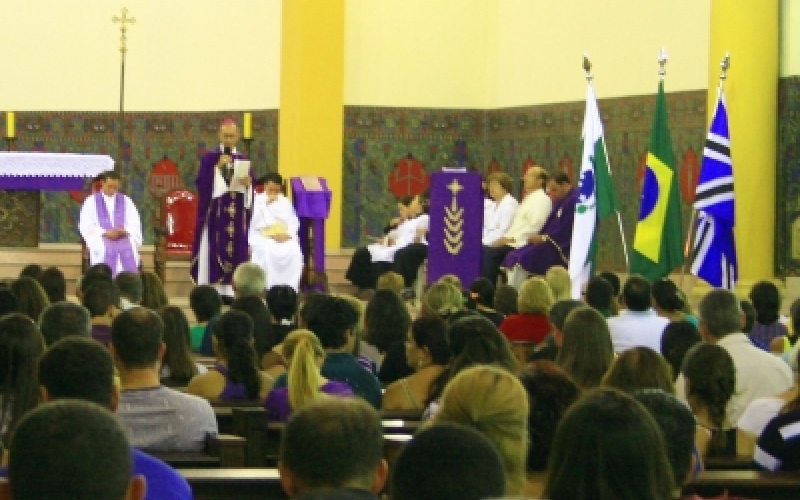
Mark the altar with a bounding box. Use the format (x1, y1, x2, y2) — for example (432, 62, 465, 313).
(0, 152, 114, 246)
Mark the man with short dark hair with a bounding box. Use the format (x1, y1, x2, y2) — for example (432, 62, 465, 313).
(111, 308, 217, 451)
(271, 295, 381, 408)
(279, 398, 388, 498)
(584, 276, 614, 318)
(39, 301, 91, 345)
(0, 399, 146, 500)
(82, 281, 121, 346)
(0, 336, 193, 500)
(37, 266, 67, 303)
(503, 172, 578, 287)
(391, 423, 506, 500)
(676, 289, 793, 424)
(607, 275, 668, 353)
(114, 271, 143, 310)
(79, 170, 143, 276)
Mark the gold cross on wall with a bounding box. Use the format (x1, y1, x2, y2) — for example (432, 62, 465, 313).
(112, 7, 136, 54)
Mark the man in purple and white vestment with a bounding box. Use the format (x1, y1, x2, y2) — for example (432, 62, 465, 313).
(190, 119, 254, 298)
(79, 171, 142, 276)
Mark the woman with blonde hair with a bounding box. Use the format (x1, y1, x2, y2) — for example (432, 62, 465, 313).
(420, 282, 464, 321)
(264, 329, 353, 421)
(499, 276, 553, 344)
(555, 306, 613, 390)
(436, 365, 530, 496)
(545, 266, 571, 302)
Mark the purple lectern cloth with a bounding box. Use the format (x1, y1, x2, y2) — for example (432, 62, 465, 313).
(291, 177, 332, 292)
(189, 148, 252, 286)
(427, 171, 483, 285)
(503, 188, 578, 275)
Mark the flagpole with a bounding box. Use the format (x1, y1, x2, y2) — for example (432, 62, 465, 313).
(679, 53, 730, 289)
(583, 55, 630, 268)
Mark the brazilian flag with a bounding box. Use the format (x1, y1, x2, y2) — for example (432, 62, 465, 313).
(631, 80, 683, 281)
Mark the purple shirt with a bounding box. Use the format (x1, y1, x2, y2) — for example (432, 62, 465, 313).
(91, 324, 112, 346)
(265, 380, 354, 422)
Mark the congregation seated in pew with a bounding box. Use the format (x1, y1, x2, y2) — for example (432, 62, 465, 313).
(113, 308, 218, 452)
(265, 329, 353, 422)
(187, 310, 274, 401)
(157, 306, 206, 387)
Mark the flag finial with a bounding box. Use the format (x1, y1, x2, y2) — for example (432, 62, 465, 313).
(658, 48, 668, 79)
(719, 53, 731, 82)
(583, 54, 593, 82)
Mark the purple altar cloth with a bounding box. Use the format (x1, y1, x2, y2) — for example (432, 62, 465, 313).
(427, 171, 483, 285)
(0, 177, 84, 190)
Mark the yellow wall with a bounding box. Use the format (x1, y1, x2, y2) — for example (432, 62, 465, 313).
(781, 0, 800, 76)
(0, 0, 282, 111)
(345, 0, 494, 108)
(491, 0, 712, 106)
(344, 0, 711, 109)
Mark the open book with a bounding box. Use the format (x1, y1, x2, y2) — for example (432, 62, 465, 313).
(229, 159, 251, 194)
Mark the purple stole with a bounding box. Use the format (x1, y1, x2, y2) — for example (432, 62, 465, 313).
(95, 192, 137, 275)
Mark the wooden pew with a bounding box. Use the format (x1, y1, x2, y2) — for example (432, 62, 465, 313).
(180, 468, 287, 500)
(231, 407, 422, 467)
(704, 455, 754, 471)
(213, 400, 264, 434)
(147, 434, 247, 468)
(683, 470, 800, 500)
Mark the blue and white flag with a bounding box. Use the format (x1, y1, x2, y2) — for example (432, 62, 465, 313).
(690, 89, 737, 289)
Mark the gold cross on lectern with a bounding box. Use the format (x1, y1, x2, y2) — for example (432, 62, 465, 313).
(447, 179, 463, 196)
(112, 7, 136, 54)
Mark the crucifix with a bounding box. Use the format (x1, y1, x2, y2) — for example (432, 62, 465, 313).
(112, 7, 135, 163)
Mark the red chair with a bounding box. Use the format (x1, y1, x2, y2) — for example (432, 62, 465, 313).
(154, 189, 198, 281)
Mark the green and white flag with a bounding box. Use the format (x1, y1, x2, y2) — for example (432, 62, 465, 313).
(568, 84, 620, 298)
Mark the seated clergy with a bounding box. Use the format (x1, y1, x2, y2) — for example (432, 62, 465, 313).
(482, 172, 519, 247)
(346, 195, 428, 291)
(248, 173, 304, 291)
(503, 172, 577, 288)
(79, 170, 142, 276)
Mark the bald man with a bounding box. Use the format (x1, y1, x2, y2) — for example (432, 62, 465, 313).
(190, 119, 254, 299)
(481, 166, 552, 286)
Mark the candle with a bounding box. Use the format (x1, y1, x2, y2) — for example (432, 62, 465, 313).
(243, 112, 253, 139)
(6, 112, 15, 139)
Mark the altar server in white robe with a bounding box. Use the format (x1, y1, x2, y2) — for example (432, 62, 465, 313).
(79, 171, 142, 276)
(482, 172, 519, 247)
(248, 173, 303, 291)
(368, 195, 428, 264)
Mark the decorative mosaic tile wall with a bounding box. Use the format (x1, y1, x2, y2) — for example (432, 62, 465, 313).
(0, 111, 278, 246)
(777, 77, 800, 276)
(343, 90, 708, 271)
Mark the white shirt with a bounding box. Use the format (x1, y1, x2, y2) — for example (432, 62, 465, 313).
(502, 188, 551, 248)
(676, 333, 794, 423)
(738, 396, 786, 437)
(482, 194, 518, 246)
(607, 309, 669, 354)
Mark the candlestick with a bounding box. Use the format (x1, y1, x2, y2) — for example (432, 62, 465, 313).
(6, 111, 15, 139)
(243, 112, 253, 139)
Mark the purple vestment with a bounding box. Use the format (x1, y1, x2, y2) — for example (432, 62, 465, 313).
(503, 188, 578, 275)
(190, 148, 253, 286)
(95, 192, 138, 276)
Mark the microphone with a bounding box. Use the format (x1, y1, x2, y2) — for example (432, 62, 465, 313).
(222, 146, 233, 181)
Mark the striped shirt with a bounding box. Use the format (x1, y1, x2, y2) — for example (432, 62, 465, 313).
(754, 408, 800, 471)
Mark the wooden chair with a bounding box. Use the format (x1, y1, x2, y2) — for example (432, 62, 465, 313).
(154, 188, 198, 282)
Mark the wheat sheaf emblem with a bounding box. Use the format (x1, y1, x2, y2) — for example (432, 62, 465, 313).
(444, 179, 464, 255)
